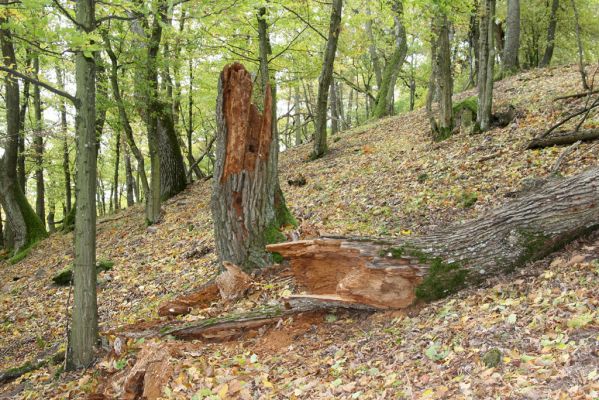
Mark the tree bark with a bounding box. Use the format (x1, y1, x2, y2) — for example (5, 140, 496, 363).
(212, 63, 292, 271)
(434, 13, 453, 138)
(17, 54, 31, 192)
(157, 110, 187, 200)
(68, 0, 98, 370)
(56, 68, 72, 215)
(330, 80, 339, 134)
(124, 145, 135, 207)
(269, 167, 599, 308)
(113, 131, 120, 211)
(32, 55, 45, 226)
(373, 0, 407, 119)
(540, 0, 559, 67)
(477, 0, 496, 132)
(365, 7, 382, 90)
(502, 0, 520, 73)
(0, 7, 47, 252)
(311, 0, 343, 159)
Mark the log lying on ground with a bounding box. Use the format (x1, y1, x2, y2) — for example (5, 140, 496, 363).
(268, 167, 599, 308)
(0, 348, 64, 385)
(527, 130, 599, 149)
(553, 89, 599, 101)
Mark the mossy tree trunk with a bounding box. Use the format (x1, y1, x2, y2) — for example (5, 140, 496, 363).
(68, 0, 98, 370)
(0, 8, 47, 252)
(269, 168, 599, 308)
(212, 63, 294, 272)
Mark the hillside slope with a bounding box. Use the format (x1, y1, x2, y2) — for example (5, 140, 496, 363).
(0, 65, 598, 399)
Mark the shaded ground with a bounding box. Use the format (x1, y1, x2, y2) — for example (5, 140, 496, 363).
(0, 65, 598, 399)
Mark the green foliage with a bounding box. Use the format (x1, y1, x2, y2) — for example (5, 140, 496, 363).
(452, 96, 478, 117)
(8, 247, 32, 265)
(459, 191, 478, 209)
(15, 186, 47, 248)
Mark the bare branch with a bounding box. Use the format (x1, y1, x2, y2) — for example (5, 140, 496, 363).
(0, 65, 77, 105)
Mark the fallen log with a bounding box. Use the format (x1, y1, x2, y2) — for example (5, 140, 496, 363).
(268, 167, 599, 308)
(527, 129, 599, 149)
(0, 348, 64, 385)
(553, 89, 599, 101)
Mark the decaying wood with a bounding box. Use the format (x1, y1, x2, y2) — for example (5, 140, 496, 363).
(537, 97, 599, 139)
(550, 140, 581, 174)
(268, 167, 599, 309)
(0, 348, 64, 385)
(215, 261, 252, 303)
(157, 280, 219, 316)
(527, 130, 599, 149)
(284, 294, 379, 311)
(116, 342, 172, 400)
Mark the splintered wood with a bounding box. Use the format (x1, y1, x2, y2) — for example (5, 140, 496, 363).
(267, 239, 427, 309)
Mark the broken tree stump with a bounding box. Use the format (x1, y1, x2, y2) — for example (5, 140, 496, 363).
(157, 280, 220, 317)
(215, 261, 252, 303)
(268, 167, 599, 308)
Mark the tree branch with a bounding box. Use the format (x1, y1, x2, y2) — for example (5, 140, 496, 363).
(280, 5, 327, 41)
(0, 66, 77, 105)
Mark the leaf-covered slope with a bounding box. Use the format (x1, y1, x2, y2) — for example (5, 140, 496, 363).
(0, 65, 598, 398)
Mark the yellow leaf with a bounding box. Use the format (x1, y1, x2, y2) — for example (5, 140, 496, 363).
(263, 379, 274, 389)
(217, 383, 228, 398)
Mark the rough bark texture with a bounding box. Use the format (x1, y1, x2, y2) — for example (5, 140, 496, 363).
(540, 0, 559, 67)
(502, 0, 520, 73)
(33, 55, 45, 226)
(212, 63, 283, 271)
(56, 68, 72, 215)
(311, 0, 343, 159)
(477, 0, 496, 132)
(570, 0, 589, 91)
(157, 110, 187, 200)
(434, 13, 453, 139)
(68, 0, 98, 370)
(268, 168, 599, 308)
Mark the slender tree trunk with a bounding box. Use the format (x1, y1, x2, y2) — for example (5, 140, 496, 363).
(503, 0, 520, 73)
(103, 35, 150, 204)
(570, 0, 589, 90)
(330, 80, 339, 134)
(425, 20, 439, 134)
(56, 68, 72, 215)
(540, 0, 559, 67)
(68, 0, 98, 370)
(33, 55, 45, 226)
(113, 131, 120, 211)
(0, 206, 4, 249)
(346, 87, 353, 128)
(124, 146, 135, 207)
(373, 0, 407, 119)
(365, 7, 382, 89)
(312, 0, 343, 159)
(477, 0, 496, 132)
(17, 55, 30, 192)
(185, 57, 202, 181)
(294, 84, 302, 145)
(47, 202, 55, 234)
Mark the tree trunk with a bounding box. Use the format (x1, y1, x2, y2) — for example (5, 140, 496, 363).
(0, 206, 3, 249)
(157, 110, 187, 200)
(330, 80, 339, 134)
(212, 63, 292, 271)
(294, 84, 302, 145)
(570, 0, 589, 91)
(0, 7, 47, 252)
(17, 55, 30, 192)
(33, 55, 45, 226)
(365, 7, 382, 90)
(540, 0, 559, 67)
(503, 0, 520, 73)
(373, 0, 407, 119)
(269, 167, 599, 309)
(124, 146, 135, 207)
(434, 13, 453, 139)
(68, 0, 98, 370)
(113, 131, 120, 211)
(56, 68, 72, 215)
(311, 0, 343, 159)
(477, 0, 496, 132)
(103, 34, 150, 204)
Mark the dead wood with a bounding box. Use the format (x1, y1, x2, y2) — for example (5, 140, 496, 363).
(157, 280, 219, 317)
(268, 167, 599, 309)
(527, 130, 599, 149)
(553, 89, 599, 101)
(215, 261, 252, 303)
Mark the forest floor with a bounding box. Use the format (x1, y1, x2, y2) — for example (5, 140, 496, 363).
(0, 64, 598, 399)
